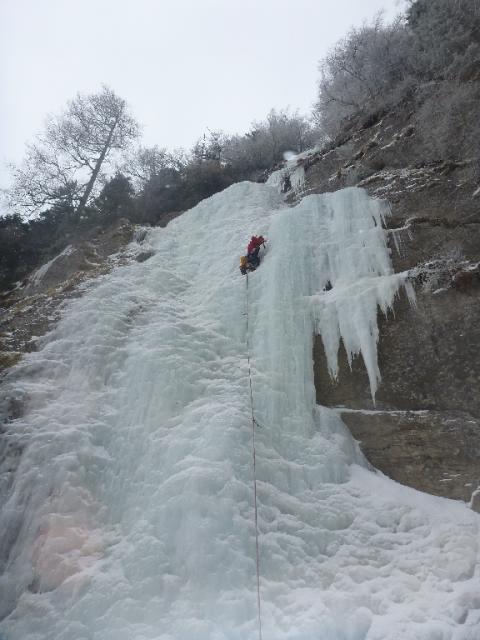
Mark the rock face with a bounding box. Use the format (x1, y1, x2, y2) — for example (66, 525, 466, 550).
(313, 280, 480, 507)
(338, 410, 480, 502)
(285, 90, 480, 507)
(314, 289, 480, 418)
(0, 219, 145, 375)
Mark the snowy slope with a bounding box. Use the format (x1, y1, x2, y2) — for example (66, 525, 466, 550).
(0, 183, 479, 640)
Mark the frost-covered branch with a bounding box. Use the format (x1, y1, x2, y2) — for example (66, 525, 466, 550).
(7, 86, 139, 217)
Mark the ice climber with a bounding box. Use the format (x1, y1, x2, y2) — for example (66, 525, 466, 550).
(239, 235, 266, 275)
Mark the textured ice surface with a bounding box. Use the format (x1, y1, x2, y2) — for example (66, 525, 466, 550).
(290, 165, 305, 194)
(0, 184, 479, 639)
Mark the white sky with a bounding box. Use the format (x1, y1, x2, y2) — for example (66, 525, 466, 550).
(0, 0, 404, 193)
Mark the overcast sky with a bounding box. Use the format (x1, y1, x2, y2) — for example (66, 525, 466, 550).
(0, 0, 404, 193)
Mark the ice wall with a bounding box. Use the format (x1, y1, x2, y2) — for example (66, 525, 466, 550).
(0, 184, 478, 640)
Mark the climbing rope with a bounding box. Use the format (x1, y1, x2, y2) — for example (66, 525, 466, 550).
(245, 273, 263, 640)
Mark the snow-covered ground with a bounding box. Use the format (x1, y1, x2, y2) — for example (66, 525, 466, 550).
(0, 183, 478, 639)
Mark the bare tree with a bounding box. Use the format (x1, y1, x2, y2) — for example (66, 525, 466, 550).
(8, 86, 139, 216)
(222, 109, 319, 174)
(121, 145, 187, 191)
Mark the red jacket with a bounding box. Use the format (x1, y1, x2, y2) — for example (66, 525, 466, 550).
(247, 235, 265, 254)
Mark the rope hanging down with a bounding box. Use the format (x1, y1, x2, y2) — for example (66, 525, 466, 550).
(245, 273, 263, 640)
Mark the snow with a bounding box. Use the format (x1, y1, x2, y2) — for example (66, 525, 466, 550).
(334, 408, 430, 416)
(380, 140, 396, 150)
(30, 245, 75, 285)
(0, 183, 479, 640)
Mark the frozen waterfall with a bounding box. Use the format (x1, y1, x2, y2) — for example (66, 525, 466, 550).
(0, 184, 479, 639)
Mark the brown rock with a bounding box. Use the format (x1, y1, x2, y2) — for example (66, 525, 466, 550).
(339, 409, 480, 502)
(304, 91, 480, 506)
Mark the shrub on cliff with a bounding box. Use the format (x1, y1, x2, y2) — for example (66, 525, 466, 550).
(93, 173, 135, 225)
(406, 0, 480, 81)
(314, 16, 413, 137)
(0, 215, 38, 289)
(314, 0, 480, 140)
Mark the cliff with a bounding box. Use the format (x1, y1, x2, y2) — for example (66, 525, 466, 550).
(2, 86, 479, 509)
(275, 88, 480, 506)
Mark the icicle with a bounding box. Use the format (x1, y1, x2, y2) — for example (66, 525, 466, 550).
(290, 165, 305, 195)
(265, 167, 288, 191)
(301, 188, 415, 400)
